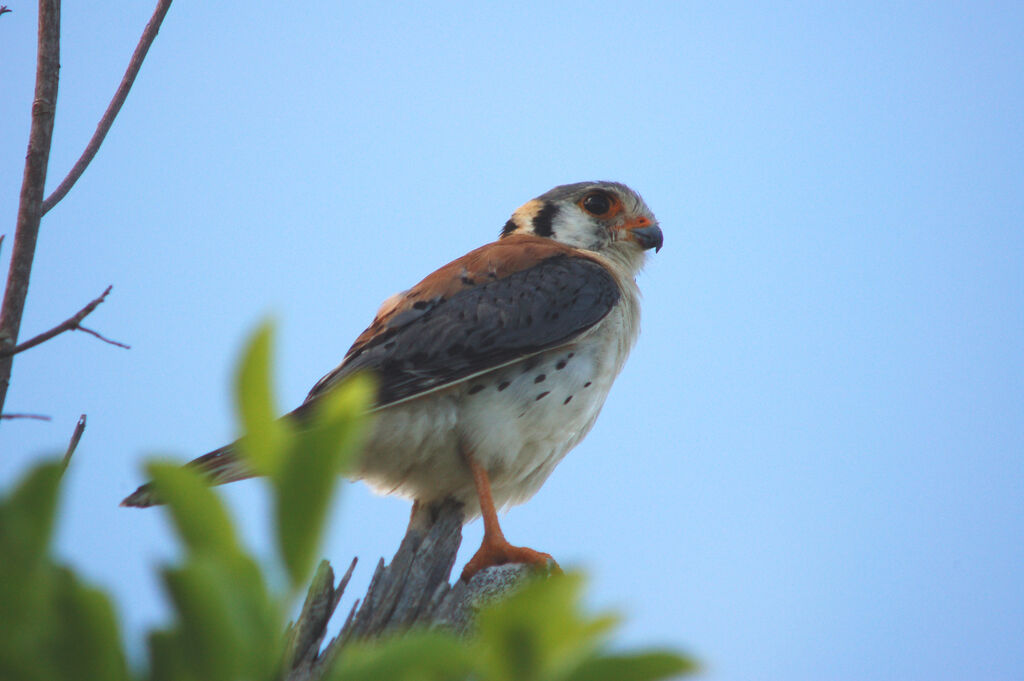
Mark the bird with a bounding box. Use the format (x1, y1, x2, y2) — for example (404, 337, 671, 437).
(122, 181, 663, 580)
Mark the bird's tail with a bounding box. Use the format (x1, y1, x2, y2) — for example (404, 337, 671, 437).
(119, 442, 255, 508)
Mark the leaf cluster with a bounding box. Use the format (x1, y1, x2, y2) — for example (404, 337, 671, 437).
(337, 572, 696, 681)
(0, 323, 696, 681)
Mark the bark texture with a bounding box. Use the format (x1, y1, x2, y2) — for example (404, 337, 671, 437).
(284, 499, 531, 681)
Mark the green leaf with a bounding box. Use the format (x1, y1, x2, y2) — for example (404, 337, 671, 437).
(235, 320, 287, 476)
(0, 461, 64, 680)
(147, 629, 191, 681)
(162, 560, 246, 681)
(50, 567, 128, 681)
(0, 462, 136, 681)
(561, 650, 699, 681)
(473, 572, 616, 681)
(273, 373, 372, 587)
(160, 554, 281, 681)
(330, 630, 471, 681)
(146, 461, 242, 557)
(0, 461, 64, 569)
(148, 458, 283, 680)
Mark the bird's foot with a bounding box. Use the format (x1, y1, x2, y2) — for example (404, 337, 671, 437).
(460, 536, 560, 581)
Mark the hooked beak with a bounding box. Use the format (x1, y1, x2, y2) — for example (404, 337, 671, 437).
(621, 217, 664, 252)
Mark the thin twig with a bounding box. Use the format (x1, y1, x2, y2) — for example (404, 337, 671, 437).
(78, 325, 131, 349)
(0, 0, 61, 417)
(0, 7, 11, 17)
(61, 414, 86, 473)
(41, 0, 174, 214)
(0, 286, 129, 357)
(0, 413, 52, 421)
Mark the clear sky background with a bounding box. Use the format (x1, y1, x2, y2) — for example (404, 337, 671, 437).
(2, 2, 1022, 680)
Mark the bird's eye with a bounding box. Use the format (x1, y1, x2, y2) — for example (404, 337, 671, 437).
(581, 192, 613, 217)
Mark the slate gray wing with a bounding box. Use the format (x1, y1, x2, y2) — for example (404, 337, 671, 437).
(302, 254, 620, 410)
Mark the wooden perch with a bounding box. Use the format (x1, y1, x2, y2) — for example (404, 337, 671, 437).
(284, 499, 533, 681)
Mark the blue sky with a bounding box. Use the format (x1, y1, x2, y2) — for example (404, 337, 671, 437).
(2, 2, 1022, 679)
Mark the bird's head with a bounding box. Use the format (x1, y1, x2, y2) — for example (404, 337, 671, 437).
(500, 181, 663, 270)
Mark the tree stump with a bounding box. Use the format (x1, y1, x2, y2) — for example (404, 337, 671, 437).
(284, 499, 532, 681)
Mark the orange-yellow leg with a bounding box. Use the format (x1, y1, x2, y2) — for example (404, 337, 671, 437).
(459, 446, 558, 581)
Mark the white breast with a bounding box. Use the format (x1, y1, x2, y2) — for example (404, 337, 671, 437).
(353, 271, 641, 517)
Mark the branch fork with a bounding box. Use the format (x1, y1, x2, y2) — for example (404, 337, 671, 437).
(0, 285, 128, 358)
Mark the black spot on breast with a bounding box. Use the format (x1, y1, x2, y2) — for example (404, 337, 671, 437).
(534, 374, 546, 383)
(497, 381, 510, 391)
(535, 391, 550, 401)
(568, 352, 575, 358)
(563, 395, 573, 405)
(468, 384, 485, 395)
(555, 360, 567, 370)
(583, 381, 592, 388)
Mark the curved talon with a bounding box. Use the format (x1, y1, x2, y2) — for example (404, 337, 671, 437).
(461, 538, 558, 581)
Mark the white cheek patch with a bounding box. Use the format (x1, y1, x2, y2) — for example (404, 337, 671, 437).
(551, 210, 604, 250)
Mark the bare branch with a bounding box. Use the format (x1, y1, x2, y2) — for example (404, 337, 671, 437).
(0, 0, 61, 417)
(77, 325, 131, 350)
(0, 286, 128, 357)
(41, 0, 174, 214)
(0, 413, 52, 421)
(0, 7, 11, 17)
(61, 414, 86, 473)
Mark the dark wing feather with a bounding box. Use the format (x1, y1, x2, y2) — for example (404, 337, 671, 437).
(302, 254, 620, 410)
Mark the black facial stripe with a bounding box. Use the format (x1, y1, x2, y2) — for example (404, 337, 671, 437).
(500, 218, 517, 237)
(531, 202, 559, 238)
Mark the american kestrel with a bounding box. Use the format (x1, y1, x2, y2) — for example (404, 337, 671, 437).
(123, 181, 663, 580)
